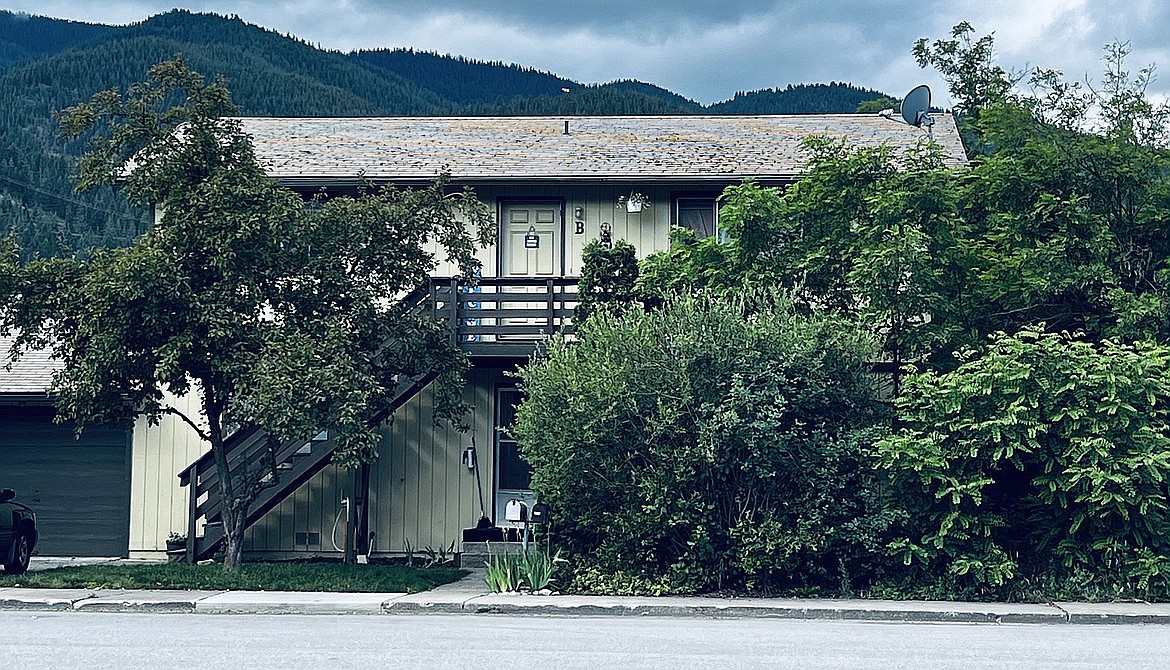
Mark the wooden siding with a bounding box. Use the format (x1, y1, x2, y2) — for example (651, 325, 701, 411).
(430, 185, 675, 278)
(128, 390, 207, 554)
(244, 366, 505, 555)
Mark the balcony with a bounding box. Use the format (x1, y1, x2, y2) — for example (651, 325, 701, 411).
(428, 276, 579, 358)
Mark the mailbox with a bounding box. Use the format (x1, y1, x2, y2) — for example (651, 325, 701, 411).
(504, 499, 527, 523)
(529, 501, 550, 524)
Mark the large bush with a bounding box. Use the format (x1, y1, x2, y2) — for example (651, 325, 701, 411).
(880, 327, 1170, 599)
(512, 291, 895, 594)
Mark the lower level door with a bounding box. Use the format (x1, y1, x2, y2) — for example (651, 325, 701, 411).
(494, 388, 535, 527)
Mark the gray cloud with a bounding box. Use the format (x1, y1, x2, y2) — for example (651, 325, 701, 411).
(4, 1, 1167, 105)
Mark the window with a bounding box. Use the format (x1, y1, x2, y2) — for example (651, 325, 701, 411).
(495, 388, 531, 491)
(675, 196, 719, 240)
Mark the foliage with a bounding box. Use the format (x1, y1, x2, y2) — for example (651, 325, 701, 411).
(420, 542, 456, 568)
(636, 31, 1170, 373)
(709, 82, 894, 115)
(484, 552, 523, 593)
(953, 40, 1170, 345)
(636, 180, 789, 299)
(912, 21, 1018, 120)
(574, 239, 639, 323)
(513, 291, 894, 594)
(0, 561, 466, 593)
(518, 546, 564, 591)
(353, 48, 577, 106)
(880, 328, 1170, 598)
(4, 59, 493, 570)
(639, 150, 966, 384)
(855, 96, 900, 114)
(483, 545, 565, 593)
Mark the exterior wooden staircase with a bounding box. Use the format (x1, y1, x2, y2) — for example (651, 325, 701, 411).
(178, 276, 578, 561)
(178, 370, 438, 561)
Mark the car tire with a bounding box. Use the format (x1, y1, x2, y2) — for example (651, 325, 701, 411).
(2, 532, 31, 575)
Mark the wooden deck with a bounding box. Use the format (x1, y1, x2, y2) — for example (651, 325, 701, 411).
(428, 276, 578, 357)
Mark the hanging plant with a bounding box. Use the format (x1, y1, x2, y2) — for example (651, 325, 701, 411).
(616, 192, 652, 213)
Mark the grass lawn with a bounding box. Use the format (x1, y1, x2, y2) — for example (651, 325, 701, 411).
(0, 562, 466, 592)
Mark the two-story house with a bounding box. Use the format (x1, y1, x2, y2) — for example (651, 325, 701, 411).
(3, 113, 967, 561)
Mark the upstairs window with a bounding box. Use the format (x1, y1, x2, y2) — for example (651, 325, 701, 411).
(674, 196, 719, 240)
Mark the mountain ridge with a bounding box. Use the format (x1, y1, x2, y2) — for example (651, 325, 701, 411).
(0, 8, 898, 257)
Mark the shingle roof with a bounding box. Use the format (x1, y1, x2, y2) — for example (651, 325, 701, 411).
(237, 114, 967, 185)
(0, 334, 61, 395)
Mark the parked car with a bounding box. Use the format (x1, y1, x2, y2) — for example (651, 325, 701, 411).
(1, 488, 37, 575)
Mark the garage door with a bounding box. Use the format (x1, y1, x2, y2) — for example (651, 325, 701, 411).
(0, 406, 130, 557)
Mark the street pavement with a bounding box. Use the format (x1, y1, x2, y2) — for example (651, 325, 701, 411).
(3, 556, 1170, 623)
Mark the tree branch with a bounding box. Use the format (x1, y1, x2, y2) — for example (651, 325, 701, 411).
(161, 406, 211, 443)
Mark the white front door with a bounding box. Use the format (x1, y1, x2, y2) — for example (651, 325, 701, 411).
(498, 202, 563, 338)
(501, 202, 562, 278)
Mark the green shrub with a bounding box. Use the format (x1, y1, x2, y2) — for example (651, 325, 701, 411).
(575, 239, 639, 322)
(513, 290, 895, 594)
(880, 327, 1170, 598)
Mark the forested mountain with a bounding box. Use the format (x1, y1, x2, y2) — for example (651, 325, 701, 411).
(353, 49, 576, 105)
(0, 12, 112, 70)
(709, 82, 896, 114)
(0, 9, 895, 257)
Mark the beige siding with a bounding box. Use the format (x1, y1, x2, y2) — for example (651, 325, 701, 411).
(129, 390, 208, 554)
(244, 463, 348, 553)
(242, 367, 505, 555)
(430, 184, 675, 278)
(372, 366, 502, 554)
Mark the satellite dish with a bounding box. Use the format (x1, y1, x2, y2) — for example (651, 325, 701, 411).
(901, 84, 934, 128)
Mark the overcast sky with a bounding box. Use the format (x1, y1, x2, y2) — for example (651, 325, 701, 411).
(5, 1, 1169, 106)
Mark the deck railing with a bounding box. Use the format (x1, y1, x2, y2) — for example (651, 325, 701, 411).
(428, 276, 578, 356)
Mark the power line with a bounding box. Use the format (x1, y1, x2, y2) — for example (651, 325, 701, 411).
(0, 173, 147, 227)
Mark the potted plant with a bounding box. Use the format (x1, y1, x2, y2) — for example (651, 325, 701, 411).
(616, 192, 651, 213)
(166, 531, 187, 551)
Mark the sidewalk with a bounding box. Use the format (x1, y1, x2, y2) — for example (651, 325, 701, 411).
(4, 562, 1170, 623)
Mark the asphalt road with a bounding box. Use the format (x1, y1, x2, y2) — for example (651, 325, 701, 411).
(4, 611, 1170, 669)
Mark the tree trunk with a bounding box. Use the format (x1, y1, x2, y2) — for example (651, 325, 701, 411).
(221, 494, 247, 571)
(210, 434, 248, 571)
(206, 398, 249, 572)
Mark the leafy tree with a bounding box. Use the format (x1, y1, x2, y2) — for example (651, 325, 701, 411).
(949, 37, 1170, 344)
(636, 180, 788, 300)
(5, 59, 493, 570)
(913, 21, 1017, 122)
(639, 149, 968, 387)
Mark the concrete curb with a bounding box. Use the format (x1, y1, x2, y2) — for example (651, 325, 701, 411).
(194, 591, 401, 615)
(383, 594, 1070, 623)
(5, 586, 1170, 623)
(0, 588, 99, 611)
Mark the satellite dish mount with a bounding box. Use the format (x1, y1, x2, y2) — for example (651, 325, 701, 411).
(901, 84, 935, 136)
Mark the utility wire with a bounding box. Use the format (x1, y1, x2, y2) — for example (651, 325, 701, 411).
(0, 173, 147, 227)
